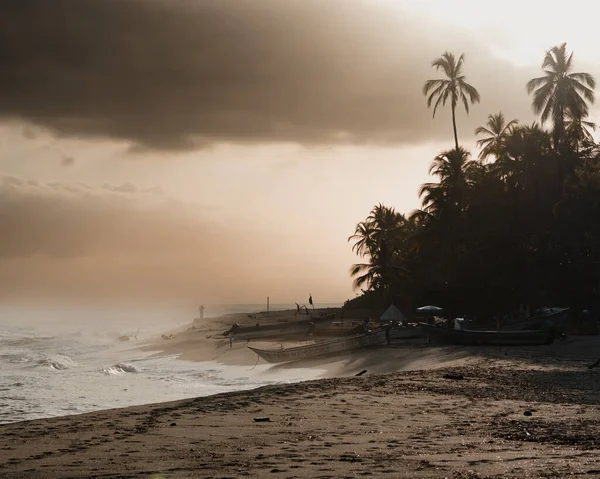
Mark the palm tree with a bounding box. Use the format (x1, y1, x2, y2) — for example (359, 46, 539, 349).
(503, 122, 553, 186)
(423, 52, 481, 151)
(348, 221, 376, 258)
(348, 204, 405, 293)
(418, 147, 478, 217)
(475, 112, 519, 161)
(564, 113, 596, 148)
(526, 43, 595, 149)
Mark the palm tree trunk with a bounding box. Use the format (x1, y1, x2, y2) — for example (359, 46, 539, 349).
(451, 104, 459, 151)
(554, 104, 564, 151)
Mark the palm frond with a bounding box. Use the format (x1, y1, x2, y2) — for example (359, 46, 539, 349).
(423, 79, 445, 97)
(571, 79, 595, 103)
(431, 90, 446, 118)
(461, 81, 481, 104)
(475, 137, 493, 148)
(474, 126, 494, 136)
(570, 72, 596, 89)
(461, 93, 470, 114)
(526, 76, 549, 94)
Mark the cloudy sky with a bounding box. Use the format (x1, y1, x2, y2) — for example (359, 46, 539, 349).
(1, 0, 599, 306)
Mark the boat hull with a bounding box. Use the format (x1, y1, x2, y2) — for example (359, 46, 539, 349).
(472, 308, 571, 332)
(421, 323, 555, 346)
(248, 328, 388, 363)
(388, 326, 423, 340)
(227, 314, 336, 340)
(230, 324, 309, 340)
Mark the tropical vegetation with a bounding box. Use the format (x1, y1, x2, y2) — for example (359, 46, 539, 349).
(347, 43, 600, 319)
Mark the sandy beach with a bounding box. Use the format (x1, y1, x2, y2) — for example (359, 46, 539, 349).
(2, 312, 600, 478)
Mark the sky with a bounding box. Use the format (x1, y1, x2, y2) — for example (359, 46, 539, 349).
(1, 0, 600, 306)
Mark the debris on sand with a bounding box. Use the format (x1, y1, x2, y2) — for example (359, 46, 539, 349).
(443, 372, 465, 380)
(253, 417, 270, 422)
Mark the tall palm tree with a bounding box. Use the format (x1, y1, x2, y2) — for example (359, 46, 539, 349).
(475, 112, 519, 161)
(526, 43, 595, 149)
(423, 52, 481, 151)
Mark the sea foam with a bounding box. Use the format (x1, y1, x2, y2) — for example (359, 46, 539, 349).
(37, 354, 75, 370)
(101, 363, 141, 375)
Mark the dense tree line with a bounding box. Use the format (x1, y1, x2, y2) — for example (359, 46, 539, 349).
(348, 43, 600, 319)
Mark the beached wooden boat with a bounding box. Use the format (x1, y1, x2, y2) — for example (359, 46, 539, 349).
(388, 325, 423, 340)
(247, 328, 388, 363)
(472, 308, 571, 332)
(420, 323, 555, 346)
(225, 314, 336, 340)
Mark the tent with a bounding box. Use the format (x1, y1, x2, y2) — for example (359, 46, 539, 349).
(380, 304, 405, 323)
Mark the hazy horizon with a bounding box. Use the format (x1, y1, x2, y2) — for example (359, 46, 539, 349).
(2, 0, 600, 305)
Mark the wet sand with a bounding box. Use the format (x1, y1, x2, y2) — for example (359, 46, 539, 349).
(1, 355, 600, 478)
(2, 311, 600, 478)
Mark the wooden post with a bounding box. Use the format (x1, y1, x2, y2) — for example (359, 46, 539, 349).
(267, 296, 270, 315)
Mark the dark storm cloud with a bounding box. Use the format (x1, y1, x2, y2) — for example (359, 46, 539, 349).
(0, 0, 542, 150)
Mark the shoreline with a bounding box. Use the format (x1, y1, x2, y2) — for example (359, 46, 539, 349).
(1, 352, 599, 478)
(3, 310, 600, 477)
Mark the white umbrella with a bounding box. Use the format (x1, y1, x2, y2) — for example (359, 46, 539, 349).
(416, 305, 443, 315)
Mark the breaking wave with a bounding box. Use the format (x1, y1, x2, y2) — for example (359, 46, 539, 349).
(37, 355, 75, 370)
(101, 363, 141, 375)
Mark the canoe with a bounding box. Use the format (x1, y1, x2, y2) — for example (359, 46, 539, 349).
(420, 323, 555, 346)
(226, 314, 336, 340)
(247, 328, 388, 363)
(472, 308, 571, 332)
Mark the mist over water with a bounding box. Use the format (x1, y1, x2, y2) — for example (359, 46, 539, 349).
(0, 304, 334, 424)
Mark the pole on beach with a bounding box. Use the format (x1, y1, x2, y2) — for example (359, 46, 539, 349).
(267, 296, 270, 315)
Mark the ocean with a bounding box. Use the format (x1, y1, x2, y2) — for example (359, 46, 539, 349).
(0, 303, 340, 425)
